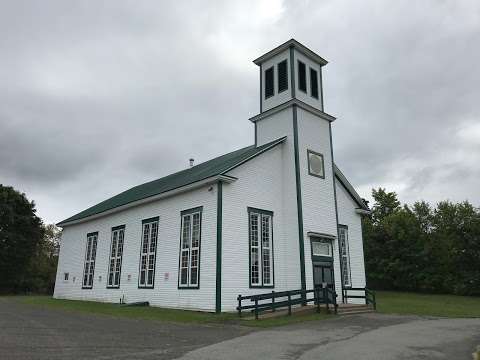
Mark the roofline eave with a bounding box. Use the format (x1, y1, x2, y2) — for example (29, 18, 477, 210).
(57, 174, 237, 228)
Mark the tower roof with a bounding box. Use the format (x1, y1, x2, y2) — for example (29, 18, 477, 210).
(253, 38, 328, 66)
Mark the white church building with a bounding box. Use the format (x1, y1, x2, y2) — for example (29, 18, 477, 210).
(54, 39, 370, 312)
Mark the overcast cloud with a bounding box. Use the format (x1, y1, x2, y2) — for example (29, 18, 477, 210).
(1, 0, 479, 224)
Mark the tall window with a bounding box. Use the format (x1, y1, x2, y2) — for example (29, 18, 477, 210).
(107, 225, 125, 288)
(298, 60, 307, 92)
(310, 68, 319, 99)
(139, 217, 158, 288)
(265, 66, 274, 98)
(338, 225, 351, 287)
(82, 232, 98, 289)
(179, 207, 202, 288)
(277, 59, 288, 93)
(248, 208, 274, 287)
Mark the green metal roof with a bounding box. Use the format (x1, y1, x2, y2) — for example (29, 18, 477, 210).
(58, 137, 287, 226)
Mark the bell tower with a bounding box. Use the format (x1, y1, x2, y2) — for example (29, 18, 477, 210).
(250, 39, 341, 299)
(254, 39, 327, 114)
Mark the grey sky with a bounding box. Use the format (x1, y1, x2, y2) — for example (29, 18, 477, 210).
(1, 0, 479, 224)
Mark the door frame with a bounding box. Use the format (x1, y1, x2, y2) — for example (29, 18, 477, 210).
(309, 236, 336, 292)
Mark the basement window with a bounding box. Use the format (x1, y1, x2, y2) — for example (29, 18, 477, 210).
(310, 68, 319, 99)
(298, 60, 307, 92)
(277, 60, 288, 93)
(265, 66, 274, 99)
(82, 232, 98, 289)
(64, 273, 69, 281)
(179, 207, 203, 288)
(139, 217, 158, 288)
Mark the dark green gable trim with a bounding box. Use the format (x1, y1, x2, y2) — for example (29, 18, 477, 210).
(215, 181, 222, 313)
(292, 105, 306, 300)
(329, 122, 344, 300)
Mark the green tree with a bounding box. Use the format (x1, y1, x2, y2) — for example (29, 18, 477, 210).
(0, 184, 45, 293)
(22, 224, 60, 294)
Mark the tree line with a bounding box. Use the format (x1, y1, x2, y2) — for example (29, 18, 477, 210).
(363, 188, 480, 296)
(0, 185, 59, 294)
(1, 183, 479, 296)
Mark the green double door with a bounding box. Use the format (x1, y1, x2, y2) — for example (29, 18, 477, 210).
(313, 261, 334, 290)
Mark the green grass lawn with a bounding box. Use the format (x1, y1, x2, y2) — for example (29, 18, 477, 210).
(376, 291, 480, 318)
(7, 295, 331, 327)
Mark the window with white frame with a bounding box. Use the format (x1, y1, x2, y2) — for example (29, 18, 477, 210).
(338, 225, 351, 287)
(139, 218, 158, 288)
(82, 232, 98, 289)
(179, 207, 202, 288)
(249, 208, 274, 287)
(108, 225, 125, 288)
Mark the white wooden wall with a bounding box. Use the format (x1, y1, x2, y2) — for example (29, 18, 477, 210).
(54, 184, 218, 311)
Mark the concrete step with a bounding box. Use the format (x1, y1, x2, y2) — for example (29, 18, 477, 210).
(336, 304, 375, 315)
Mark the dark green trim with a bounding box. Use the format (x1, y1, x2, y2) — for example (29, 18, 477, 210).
(292, 105, 306, 299)
(181, 206, 203, 216)
(142, 216, 159, 224)
(177, 207, 203, 290)
(82, 232, 98, 290)
(215, 182, 222, 313)
(307, 149, 325, 179)
(248, 207, 275, 289)
(106, 226, 125, 289)
(138, 218, 159, 289)
(247, 207, 274, 216)
(254, 122, 258, 147)
(338, 224, 352, 289)
(329, 122, 344, 301)
(289, 46, 295, 98)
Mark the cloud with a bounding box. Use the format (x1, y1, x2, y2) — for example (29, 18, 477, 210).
(0, 0, 479, 223)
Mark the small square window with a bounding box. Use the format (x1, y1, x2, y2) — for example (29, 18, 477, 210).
(307, 150, 325, 178)
(64, 272, 69, 281)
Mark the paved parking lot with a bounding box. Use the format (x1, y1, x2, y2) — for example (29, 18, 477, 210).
(0, 298, 250, 360)
(1, 297, 479, 360)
